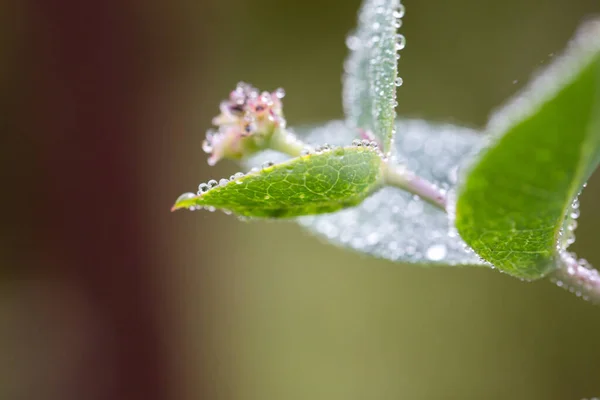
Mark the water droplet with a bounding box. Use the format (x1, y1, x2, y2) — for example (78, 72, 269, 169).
(393, 4, 406, 19)
(553, 278, 566, 288)
(261, 161, 274, 169)
(275, 88, 286, 99)
(395, 34, 406, 51)
(352, 139, 361, 146)
(202, 140, 212, 153)
(176, 192, 195, 203)
(219, 178, 229, 187)
(346, 35, 361, 51)
(198, 183, 210, 194)
(207, 179, 218, 188)
(395, 77, 403, 87)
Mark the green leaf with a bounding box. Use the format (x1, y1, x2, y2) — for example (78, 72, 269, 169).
(247, 120, 487, 266)
(455, 21, 600, 280)
(343, 0, 402, 154)
(172, 145, 384, 218)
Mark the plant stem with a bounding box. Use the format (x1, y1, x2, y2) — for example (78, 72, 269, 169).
(382, 163, 447, 211)
(553, 251, 600, 302)
(269, 127, 305, 157)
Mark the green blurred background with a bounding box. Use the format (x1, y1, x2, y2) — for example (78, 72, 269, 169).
(2, 0, 600, 399)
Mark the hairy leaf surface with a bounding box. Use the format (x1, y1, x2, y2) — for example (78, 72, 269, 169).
(343, 0, 402, 153)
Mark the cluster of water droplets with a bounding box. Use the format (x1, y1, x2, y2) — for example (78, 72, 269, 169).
(175, 171, 249, 213)
(557, 192, 582, 250)
(296, 139, 380, 157)
(351, 139, 380, 148)
(246, 119, 486, 266)
(307, 143, 335, 155)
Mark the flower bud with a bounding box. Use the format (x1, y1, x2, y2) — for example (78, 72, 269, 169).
(203, 82, 287, 165)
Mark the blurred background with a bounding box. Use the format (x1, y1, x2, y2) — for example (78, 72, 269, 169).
(2, 0, 600, 399)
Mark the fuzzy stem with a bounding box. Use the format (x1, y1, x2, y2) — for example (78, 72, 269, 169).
(382, 163, 447, 211)
(553, 251, 600, 303)
(268, 127, 305, 157)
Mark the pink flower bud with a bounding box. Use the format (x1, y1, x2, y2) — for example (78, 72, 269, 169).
(203, 82, 287, 165)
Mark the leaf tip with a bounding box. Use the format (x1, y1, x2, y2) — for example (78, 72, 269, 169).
(172, 192, 197, 212)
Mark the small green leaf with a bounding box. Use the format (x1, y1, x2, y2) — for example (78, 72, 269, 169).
(343, 0, 402, 153)
(172, 146, 384, 218)
(455, 21, 600, 280)
(248, 120, 487, 266)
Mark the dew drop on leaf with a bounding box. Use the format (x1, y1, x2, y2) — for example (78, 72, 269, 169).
(393, 3, 405, 19)
(261, 161, 274, 169)
(345, 35, 361, 51)
(426, 244, 448, 261)
(202, 140, 212, 153)
(198, 183, 210, 194)
(176, 192, 195, 203)
(395, 34, 406, 51)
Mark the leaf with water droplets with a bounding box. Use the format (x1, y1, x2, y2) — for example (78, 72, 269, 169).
(343, 0, 403, 154)
(455, 20, 600, 280)
(248, 120, 487, 266)
(172, 146, 384, 218)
